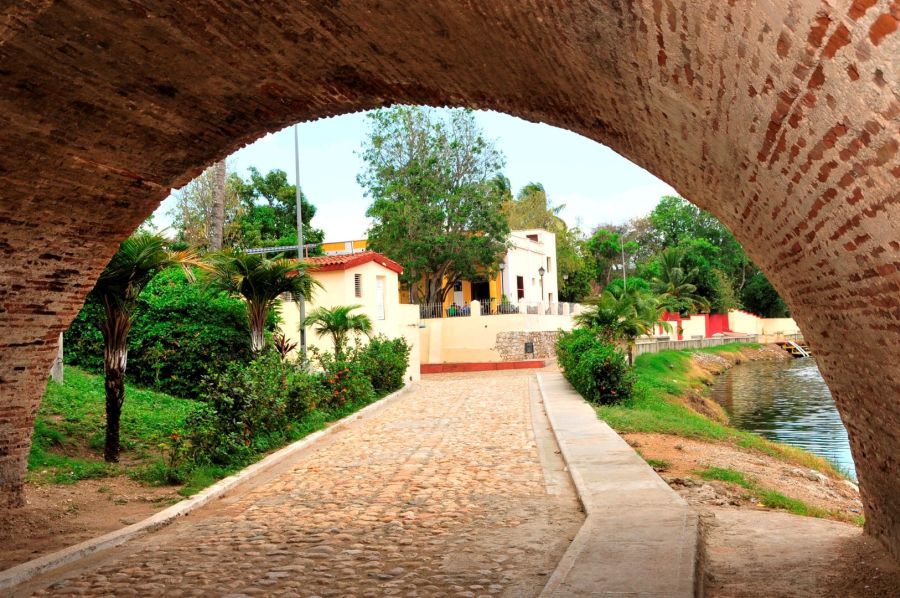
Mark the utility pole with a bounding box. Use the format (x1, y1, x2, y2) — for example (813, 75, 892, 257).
(620, 235, 627, 291)
(294, 125, 307, 360)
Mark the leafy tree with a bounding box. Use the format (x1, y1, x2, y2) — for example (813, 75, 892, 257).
(232, 167, 324, 254)
(586, 228, 639, 291)
(742, 271, 790, 317)
(304, 305, 373, 357)
(359, 106, 509, 304)
(650, 249, 711, 315)
(169, 162, 243, 251)
(90, 233, 200, 462)
(204, 251, 319, 353)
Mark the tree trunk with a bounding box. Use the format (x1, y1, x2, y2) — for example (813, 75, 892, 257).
(209, 160, 226, 251)
(249, 301, 268, 353)
(100, 306, 130, 463)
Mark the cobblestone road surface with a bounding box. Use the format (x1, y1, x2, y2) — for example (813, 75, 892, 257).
(24, 371, 583, 597)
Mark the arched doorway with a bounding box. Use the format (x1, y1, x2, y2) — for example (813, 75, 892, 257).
(0, 1, 897, 557)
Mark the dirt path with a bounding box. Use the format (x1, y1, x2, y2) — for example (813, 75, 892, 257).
(15, 371, 583, 596)
(701, 508, 900, 597)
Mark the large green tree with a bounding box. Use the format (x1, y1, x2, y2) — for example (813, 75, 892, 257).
(169, 162, 243, 251)
(359, 106, 509, 305)
(233, 167, 324, 254)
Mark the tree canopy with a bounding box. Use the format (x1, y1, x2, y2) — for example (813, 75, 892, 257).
(359, 106, 509, 304)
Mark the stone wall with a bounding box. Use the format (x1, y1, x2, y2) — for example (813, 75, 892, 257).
(495, 331, 560, 361)
(0, 1, 898, 557)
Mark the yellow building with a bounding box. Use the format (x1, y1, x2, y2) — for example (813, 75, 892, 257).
(316, 230, 557, 315)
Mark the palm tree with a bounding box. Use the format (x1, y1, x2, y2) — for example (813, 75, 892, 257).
(303, 305, 373, 357)
(651, 249, 711, 315)
(204, 251, 319, 353)
(91, 233, 200, 462)
(575, 286, 668, 364)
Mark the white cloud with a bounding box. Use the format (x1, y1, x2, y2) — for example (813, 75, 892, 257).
(556, 181, 676, 230)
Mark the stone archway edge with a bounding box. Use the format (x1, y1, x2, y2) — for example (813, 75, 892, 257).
(0, 383, 417, 591)
(536, 373, 700, 597)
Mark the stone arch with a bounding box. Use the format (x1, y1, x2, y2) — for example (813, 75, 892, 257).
(1, 1, 897, 557)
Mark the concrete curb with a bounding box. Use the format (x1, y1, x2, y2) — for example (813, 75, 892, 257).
(0, 383, 416, 591)
(536, 373, 701, 597)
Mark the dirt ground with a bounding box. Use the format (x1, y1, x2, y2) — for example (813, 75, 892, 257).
(0, 478, 181, 571)
(626, 432, 862, 520)
(626, 432, 900, 597)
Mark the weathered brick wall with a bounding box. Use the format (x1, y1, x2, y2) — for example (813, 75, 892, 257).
(0, 1, 897, 557)
(495, 331, 560, 361)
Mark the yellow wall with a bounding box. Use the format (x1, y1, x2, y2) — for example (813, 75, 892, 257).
(278, 261, 421, 381)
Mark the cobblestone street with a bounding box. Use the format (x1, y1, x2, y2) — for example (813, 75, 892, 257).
(23, 371, 583, 597)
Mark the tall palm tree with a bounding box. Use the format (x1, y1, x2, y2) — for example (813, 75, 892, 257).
(575, 286, 668, 364)
(91, 233, 200, 462)
(204, 251, 319, 353)
(303, 305, 373, 357)
(651, 249, 711, 315)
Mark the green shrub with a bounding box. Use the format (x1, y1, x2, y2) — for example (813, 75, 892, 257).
(556, 329, 634, 404)
(64, 268, 265, 399)
(185, 352, 324, 465)
(319, 351, 376, 408)
(358, 335, 411, 393)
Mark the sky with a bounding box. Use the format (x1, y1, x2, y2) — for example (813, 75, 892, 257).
(151, 110, 676, 241)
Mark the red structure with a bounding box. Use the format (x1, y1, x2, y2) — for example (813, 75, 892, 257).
(659, 312, 733, 340)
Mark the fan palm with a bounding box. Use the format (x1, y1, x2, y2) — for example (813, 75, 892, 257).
(651, 249, 711, 315)
(91, 233, 201, 462)
(303, 305, 373, 357)
(575, 286, 668, 364)
(204, 251, 319, 354)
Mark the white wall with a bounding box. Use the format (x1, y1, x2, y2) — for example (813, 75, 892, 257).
(502, 229, 559, 304)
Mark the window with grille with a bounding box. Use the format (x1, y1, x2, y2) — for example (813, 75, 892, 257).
(354, 273, 362, 298)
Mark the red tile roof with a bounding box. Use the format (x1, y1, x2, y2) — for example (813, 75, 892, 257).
(303, 251, 403, 274)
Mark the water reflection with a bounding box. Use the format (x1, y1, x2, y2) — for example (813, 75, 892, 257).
(711, 358, 856, 480)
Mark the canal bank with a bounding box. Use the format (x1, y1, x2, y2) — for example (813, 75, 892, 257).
(594, 343, 863, 525)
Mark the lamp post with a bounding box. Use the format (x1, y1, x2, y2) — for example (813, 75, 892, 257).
(538, 266, 545, 302)
(294, 125, 306, 361)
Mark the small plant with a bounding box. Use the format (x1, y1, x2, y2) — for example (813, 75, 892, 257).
(358, 335, 411, 393)
(273, 332, 298, 361)
(698, 466, 752, 489)
(645, 458, 671, 472)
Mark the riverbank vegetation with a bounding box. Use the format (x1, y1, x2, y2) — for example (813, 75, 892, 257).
(597, 344, 843, 476)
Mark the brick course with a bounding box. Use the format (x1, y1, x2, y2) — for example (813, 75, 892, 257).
(0, 1, 898, 557)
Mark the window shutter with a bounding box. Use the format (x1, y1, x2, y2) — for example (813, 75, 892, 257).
(354, 273, 362, 298)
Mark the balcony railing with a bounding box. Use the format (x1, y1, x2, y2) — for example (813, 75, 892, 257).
(412, 299, 582, 319)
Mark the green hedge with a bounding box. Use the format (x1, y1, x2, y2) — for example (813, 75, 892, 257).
(556, 329, 634, 404)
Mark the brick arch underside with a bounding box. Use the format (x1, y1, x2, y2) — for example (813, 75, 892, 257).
(1, 1, 898, 557)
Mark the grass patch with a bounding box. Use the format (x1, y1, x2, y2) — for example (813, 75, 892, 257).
(29, 367, 198, 484)
(695, 466, 839, 521)
(595, 345, 843, 478)
(644, 458, 671, 472)
(698, 466, 752, 489)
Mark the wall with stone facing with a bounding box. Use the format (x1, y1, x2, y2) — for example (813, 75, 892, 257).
(495, 331, 560, 362)
(0, 1, 898, 557)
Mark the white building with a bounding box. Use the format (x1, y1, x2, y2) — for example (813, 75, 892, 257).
(500, 229, 559, 305)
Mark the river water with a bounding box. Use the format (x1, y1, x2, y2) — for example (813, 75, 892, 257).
(710, 357, 856, 480)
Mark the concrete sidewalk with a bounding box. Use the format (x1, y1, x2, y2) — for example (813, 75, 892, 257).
(537, 372, 700, 597)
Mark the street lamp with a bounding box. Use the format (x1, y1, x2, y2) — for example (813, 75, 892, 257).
(538, 266, 545, 302)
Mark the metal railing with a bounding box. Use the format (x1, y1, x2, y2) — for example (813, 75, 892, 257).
(632, 334, 759, 357)
(412, 299, 581, 318)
